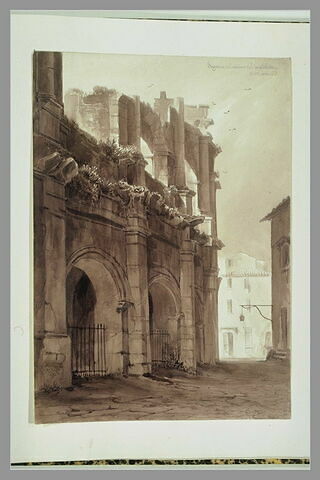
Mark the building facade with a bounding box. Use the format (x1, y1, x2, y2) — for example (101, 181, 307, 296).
(261, 197, 291, 355)
(33, 52, 224, 391)
(218, 253, 272, 360)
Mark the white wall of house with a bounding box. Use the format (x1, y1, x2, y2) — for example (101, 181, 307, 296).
(218, 253, 272, 360)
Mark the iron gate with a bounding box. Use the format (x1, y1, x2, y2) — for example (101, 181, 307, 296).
(150, 329, 170, 366)
(68, 324, 107, 377)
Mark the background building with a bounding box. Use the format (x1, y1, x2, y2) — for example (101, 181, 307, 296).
(261, 197, 290, 357)
(218, 253, 272, 360)
(33, 52, 224, 391)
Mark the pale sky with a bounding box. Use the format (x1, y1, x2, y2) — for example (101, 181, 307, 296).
(63, 53, 292, 265)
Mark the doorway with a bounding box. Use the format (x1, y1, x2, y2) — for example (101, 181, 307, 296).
(149, 282, 178, 367)
(66, 266, 108, 377)
(223, 331, 234, 357)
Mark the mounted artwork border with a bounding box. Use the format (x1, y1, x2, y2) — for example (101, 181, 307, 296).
(10, 10, 310, 465)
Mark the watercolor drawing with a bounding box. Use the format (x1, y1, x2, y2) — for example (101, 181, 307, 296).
(33, 52, 291, 423)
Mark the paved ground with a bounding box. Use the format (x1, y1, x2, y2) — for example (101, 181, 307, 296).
(35, 360, 290, 424)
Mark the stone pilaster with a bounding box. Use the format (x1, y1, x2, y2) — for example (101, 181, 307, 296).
(179, 227, 196, 371)
(132, 153, 147, 186)
(109, 91, 120, 142)
(198, 136, 211, 215)
(134, 95, 141, 151)
(125, 205, 151, 375)
(177, 188, 195, 216)
(209, 171, 218, 237)
(34, 154, 78, 391)
(202, 245, 219, 364)
(36, 52, 56, 100)
(33, 52, 70, 156)
(153, 150, 169, 186)
(175, 97, 186, 188)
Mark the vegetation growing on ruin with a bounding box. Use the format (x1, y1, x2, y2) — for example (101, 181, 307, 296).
(98, 139, 139, 166)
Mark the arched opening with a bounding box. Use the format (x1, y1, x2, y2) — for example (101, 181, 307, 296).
(66, 254, 124, 378)
(70, 269, 96, 327)
(149, 280, 179, 367)
(66, 267, 97, 376)
(281, 243, 290, 268)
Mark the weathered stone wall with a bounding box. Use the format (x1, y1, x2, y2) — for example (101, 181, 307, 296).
(65, 197, 127, 268)
(65, 195, 129, 375)
(271, 204, 290, 351)
(64, 88, 118, 143)
(33, 52, 224, 391)
(33, 171, 72, 392)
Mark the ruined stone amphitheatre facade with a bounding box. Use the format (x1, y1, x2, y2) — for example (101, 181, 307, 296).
(33, 52, 223, 391)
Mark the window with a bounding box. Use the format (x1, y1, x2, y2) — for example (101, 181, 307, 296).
(281, 243, 290, 268)
(226, 259, 233, 268)
(227, 299, 233, 313)
(244, 278, 251, 292)
(223, 332, 234, 356)
(227, 278, 232, 288)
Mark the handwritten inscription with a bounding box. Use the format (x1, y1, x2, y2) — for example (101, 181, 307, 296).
(208, 62, 278, 76)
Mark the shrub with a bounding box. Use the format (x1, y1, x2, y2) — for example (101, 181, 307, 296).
(98, 139, 139, 166)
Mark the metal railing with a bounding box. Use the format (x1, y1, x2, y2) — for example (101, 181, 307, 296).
(68, 324, 107, 377)
(150, 328, 171, 366)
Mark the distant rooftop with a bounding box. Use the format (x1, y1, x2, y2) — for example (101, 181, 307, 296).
(260, 196, 290, 222)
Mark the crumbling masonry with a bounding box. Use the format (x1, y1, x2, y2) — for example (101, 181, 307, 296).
(33, 52, 223, 390)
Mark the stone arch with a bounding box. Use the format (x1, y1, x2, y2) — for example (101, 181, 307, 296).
(140, 101, 168, 154)
(148, 271, 182, 363)
(67, 246, 130, 301)
(149, 266, 181, 302)
(149, 272, 181, 314)
(66, 247, 131, 374)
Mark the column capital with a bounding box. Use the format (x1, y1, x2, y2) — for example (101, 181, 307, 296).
(177, 187, 196, 197)
(125, 223, 150, 241)
(154, 148, 169, 157)
(199, 135, 210, 144)
(204, 266, 219, 277)
(181, 238, 197, 256)
(35, 152, 78, 185)
(132, 152, 148, 167)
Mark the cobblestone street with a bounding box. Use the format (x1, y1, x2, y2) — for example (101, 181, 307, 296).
(35, 360, 290, 424)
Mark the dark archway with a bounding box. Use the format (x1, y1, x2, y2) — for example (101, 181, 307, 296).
(67, 249, 131, 376)
(66, 266, 98, 377)
(72, 270, 96, 327)
(149, 280, 179, 367)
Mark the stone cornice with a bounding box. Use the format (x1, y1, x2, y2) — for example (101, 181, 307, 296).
(35, 152, 78, 185)
(212, 237, 225, 250)
(191, 228, 210, 246)
(177, 187, 196, 197)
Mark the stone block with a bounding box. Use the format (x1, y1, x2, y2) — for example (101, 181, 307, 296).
(35, 334, 72, 391)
